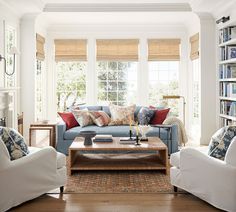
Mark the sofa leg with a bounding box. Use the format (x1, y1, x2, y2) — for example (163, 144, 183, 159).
(174, 186, 178, 192)
(60, 186, 64, 193)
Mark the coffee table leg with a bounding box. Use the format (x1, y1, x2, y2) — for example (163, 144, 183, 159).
(159, 149, 168, 175)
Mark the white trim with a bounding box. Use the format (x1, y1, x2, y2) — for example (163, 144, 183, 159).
(44, 3, 192, 13)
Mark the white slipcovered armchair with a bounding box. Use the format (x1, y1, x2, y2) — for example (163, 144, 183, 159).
(170, 138, 236, 212)
(0, 139, 67, 212)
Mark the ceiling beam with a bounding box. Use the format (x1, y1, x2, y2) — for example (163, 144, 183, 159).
(43, 3, 192, 12)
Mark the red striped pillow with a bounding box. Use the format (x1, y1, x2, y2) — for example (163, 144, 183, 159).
(89, 111, 111, 126)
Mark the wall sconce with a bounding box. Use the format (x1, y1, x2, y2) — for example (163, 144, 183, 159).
(163, 95, 186, 125)
(0, 46, 20, 76)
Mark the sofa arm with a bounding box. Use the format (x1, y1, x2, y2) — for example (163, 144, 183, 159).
(170, 124, 178, 153)
(57, 121, 66, 141)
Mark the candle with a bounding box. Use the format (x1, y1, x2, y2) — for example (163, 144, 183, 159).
(136, 122, 139, 136)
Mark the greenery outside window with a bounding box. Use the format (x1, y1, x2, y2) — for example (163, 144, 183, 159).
(97, 61, 137, 106)
(148, 61, 179, 115)
(56, 62, 86, 111)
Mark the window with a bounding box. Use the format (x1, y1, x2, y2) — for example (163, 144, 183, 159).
(148, 61, 179, 115)
(5, 25, 17, 87)
(192, 59, 200, 123)
(56, 62, 86, 111)
(97, 61, 137, 106)
(35, 60, 44, 121)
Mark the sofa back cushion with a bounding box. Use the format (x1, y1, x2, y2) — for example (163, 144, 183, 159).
(225, 137, 236, 167)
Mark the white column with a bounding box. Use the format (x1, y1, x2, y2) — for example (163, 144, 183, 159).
(87, 38, 96, 105)
(138, 38, 149, 106)
(0, 19, 4, 87)
(20, 14, 37, 141)
(198, 13, 217, 145)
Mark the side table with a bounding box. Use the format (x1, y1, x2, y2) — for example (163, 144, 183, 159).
(29, 121, 58, 148)
(151, 124, 172, 155)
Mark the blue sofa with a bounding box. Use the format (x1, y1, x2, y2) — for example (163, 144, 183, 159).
(56, 105, 179, 155)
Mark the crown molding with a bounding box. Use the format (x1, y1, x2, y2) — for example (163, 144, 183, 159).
(43, 3, 192, 12)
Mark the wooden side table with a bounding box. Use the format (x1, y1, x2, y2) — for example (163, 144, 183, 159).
(29, 121, 58, 148)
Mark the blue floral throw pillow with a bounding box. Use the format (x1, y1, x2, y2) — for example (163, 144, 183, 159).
(0, 127, 29, 160)
(208, 126, 236, 160)
(137, 107, 155, 125)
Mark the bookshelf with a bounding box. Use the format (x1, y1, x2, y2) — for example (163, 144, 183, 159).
(218, 25, 236, 126)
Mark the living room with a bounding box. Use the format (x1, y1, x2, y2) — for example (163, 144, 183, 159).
(0, 0, 236, 211)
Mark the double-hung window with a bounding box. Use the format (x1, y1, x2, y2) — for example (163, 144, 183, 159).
(96, 39, 138, 106)
(55, 39, 87, 111)
(148, 39, 181, 116)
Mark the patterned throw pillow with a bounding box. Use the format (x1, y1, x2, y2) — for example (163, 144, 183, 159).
(137, 107, 155, 125)
(89, 111, 111, 127)
(72, 108, 93, 127)
(109, 103, 136, 126)
(208, 126, 236, 160)
(0, 127, 29, 160)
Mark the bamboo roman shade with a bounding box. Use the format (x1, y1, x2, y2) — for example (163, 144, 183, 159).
(36, 33, 45, 60)
(96, 39, 139, 61)
(148, 39, 181, 61)
(54, 39, 87, 61)
(190, 33, 199, 60)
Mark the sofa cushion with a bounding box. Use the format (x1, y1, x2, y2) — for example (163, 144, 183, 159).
(137, 107, 155, 125)
(64, 125, 97, 140)
(72, 108, 93, 127)
(170, 152, 180, 168)
(0, 127, 29, 160)
(89, 111, 111, 126)
(79, 106, 102, 111)
(109, 103, 136, 125)
(208, 126, 236, 160)
(58, 112, 79, 130)
(149, 107, 170, 124)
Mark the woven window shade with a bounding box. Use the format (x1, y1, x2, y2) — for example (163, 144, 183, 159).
(148, 39, 181, 61)
(54, 39, 87, 61)
(190, 33, 199, 60)
(96, 39, 139, 61)
(36, 33, 45, 61)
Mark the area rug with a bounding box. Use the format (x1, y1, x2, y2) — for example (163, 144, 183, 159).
(65, 170, 174, 193)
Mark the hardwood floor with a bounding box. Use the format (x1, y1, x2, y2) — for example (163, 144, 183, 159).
(10, 193, 222, 212)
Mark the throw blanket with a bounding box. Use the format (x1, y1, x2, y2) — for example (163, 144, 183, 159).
(163, 116, 188, 146)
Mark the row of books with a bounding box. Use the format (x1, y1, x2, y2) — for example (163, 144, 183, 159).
(220, 46, 236, 61)
(219, 64, 236, 79)
(219, 26, 236, 44)
(220, 82, 236, 97)
(220, 117, 236, 127)
(93, 135, 113, 142)
(220, 101, 236, 116)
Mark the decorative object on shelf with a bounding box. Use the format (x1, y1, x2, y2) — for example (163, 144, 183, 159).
(79, 131, 96, 146)
(138, 125, 152, 141)
(0, 46, 20, 76)
(163, 95, 186, 125)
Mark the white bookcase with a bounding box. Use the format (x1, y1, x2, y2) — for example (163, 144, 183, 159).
(218, 24, 236, 126)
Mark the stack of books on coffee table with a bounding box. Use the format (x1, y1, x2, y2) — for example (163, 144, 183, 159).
(93, 135, 113, 142)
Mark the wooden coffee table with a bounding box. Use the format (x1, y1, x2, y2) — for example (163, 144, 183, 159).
(69, 137, 168, 175)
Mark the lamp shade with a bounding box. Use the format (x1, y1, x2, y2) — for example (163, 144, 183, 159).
(163, 95, 181, 99)
(9, 46, 20, 55)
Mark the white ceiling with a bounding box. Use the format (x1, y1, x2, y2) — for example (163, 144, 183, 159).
(1, 0, 236, 27)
